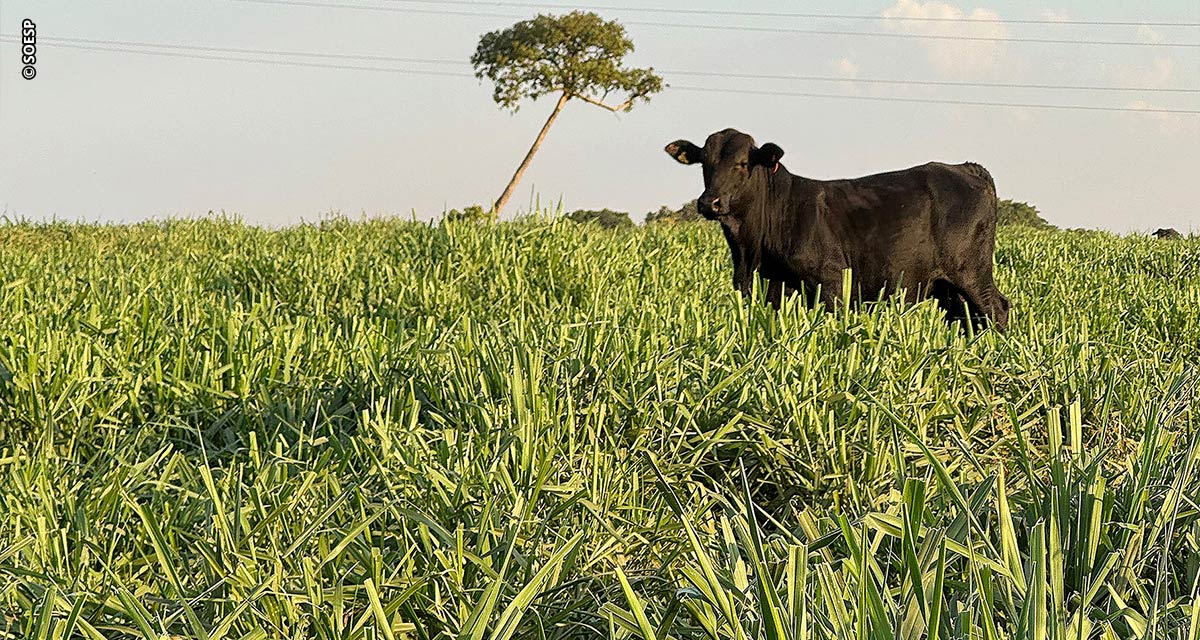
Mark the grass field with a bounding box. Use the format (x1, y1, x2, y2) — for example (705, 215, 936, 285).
(1, 215, 1198, 639)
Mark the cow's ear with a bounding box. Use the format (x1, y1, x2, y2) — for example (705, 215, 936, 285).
(752, 142, 785, 167)
(665, 140, 703, 165)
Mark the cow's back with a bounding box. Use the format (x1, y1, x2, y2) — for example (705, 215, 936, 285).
(808, 161, 998, 292)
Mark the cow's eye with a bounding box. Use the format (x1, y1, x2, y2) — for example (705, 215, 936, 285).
(737, 161, 749, 168)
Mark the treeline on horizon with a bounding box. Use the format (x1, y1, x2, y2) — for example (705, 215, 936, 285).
(444, 198, 1057, 229)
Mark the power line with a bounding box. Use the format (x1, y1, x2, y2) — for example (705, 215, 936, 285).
(233, 0, 522, 19)
(6, 37, 1196, 115)
(366, 0, 1200, 28)
(31, 35, 468, 66)
(666, 70, 1200, 95)
(0, 38, 475, 77)
(671, 86, 1200, 115)
(15, 35, 1200, 95)
(633, 22, 1200, 48)
(227, 0, 1200, 47)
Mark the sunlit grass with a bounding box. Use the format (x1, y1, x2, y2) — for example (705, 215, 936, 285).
(0, 215, 1196, 638)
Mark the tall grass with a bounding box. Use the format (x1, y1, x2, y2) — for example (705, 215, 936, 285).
(0, 216, 1196, 638)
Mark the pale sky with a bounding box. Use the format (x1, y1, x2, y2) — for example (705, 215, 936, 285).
(0, 0, 1197, 231)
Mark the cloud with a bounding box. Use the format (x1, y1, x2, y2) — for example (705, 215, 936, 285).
(1115, 57, 1175, 86)
(881, 0, 1010, 76)
(1041, 9, 1070, 22)
(1146, 57, 1175, 84)
(1008, 108, 1034, 125)
(1110, 55, 1190, 135)
(1125, 100, 1200, 135)
(1137, 25, 1164, 44)
(1111, 57, 1176, 116)
(835, 58, 860, 79)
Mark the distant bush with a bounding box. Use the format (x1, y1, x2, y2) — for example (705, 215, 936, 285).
(644, 199, 1052, 229)
(646, 200, 704, 224)
(444, 205, 494, 223)
(643, 198, 1050, 230)
(997, 199, 1054, 229)
(566, 208, 634, 229)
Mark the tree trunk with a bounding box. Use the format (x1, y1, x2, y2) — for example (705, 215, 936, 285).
(493, 91, 570, 216)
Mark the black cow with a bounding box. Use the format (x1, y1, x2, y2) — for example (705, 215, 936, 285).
(1153, 228, 1183, 240)
(666, 128, 1010, 331)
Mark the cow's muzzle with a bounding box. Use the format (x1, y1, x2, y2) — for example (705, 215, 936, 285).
(697, 195, 722, 220)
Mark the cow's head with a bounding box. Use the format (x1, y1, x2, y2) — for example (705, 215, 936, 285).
(664, 128, 784, 220)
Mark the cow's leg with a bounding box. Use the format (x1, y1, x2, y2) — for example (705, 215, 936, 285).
(989, 287, 1011, 332)
(931, 279, 974, 329)
(766, 279, 784, 309)
(722, 225, 752, 296)
(960, 289, 991, 332)
(733, 265, 753, 296)
(963, 281, 1012, 332)
(814, 279, 841, 311)
(943, 279, 1008, 332)
(818, 263, 856, 311)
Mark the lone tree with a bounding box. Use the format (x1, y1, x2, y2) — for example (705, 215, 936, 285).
(472, 12, 663, 216)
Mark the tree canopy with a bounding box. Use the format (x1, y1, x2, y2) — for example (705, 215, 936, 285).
(645, 201, 704, 224)
(443, 204, 493, 223)
(471, 11, 663, 113)
(997, 199, 1054, 229)
(566, 208, 634, 229)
